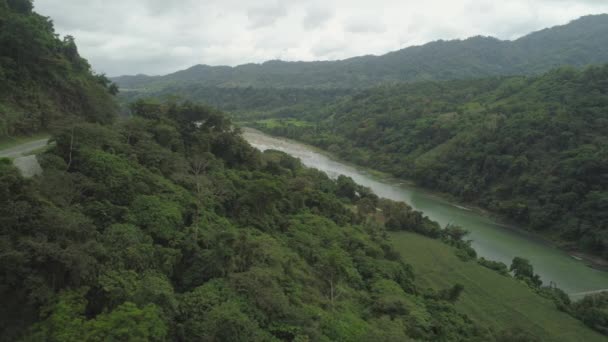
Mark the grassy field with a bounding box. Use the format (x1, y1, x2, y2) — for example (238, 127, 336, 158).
(0, 133, 50, 150)
(390, 232, 605, 341)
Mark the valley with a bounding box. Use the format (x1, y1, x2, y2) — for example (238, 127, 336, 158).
(243, 128, 608, 296)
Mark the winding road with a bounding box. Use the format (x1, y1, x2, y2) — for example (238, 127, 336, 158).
(0, 138, 49, 177)
(0, 138, 49, 158)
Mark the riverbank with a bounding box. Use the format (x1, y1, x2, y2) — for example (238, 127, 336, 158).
(242, 127, 608, 290)
(244, 127, 608, 270)
(569, 251, 608, 271)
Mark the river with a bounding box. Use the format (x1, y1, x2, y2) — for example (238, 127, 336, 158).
(243, 128, 608, 296)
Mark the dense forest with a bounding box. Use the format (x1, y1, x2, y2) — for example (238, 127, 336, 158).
(119, 86, 352, 119)
(251, 65, 608, 259)
(0, 0, 118, 139)
(113, 14, 608, 90)
(2, 98, 523, 341)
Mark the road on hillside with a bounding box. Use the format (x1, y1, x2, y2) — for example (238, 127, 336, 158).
(0, 139, 50, 158)
(0, 138, 50, 177)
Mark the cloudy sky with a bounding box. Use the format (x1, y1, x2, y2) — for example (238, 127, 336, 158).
(35, 0, 608, 76)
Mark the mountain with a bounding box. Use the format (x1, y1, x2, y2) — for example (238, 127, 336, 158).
(0, 0, 118, 139)
(113, 14, 608, 90)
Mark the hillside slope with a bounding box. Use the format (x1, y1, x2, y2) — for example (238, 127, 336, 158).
(0, 99, 511, 341)
(391, 232, 606, 342)
(113, 14, 608, 89)
(0, 0, 118, 139)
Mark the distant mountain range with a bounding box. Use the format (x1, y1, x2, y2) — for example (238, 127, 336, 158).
(113, 14, 608, 89)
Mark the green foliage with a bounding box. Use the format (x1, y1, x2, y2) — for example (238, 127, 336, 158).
(378, 198, 442, 237)
(84, 302, 167, 342)
(571, 292, 608, 335)
(441, 225, 477, 261)
(317, 244, 360, 305)
(129, 195, 183, 243)
(478, 258, 509, 276)
(370, 279, 411, 317)
(510, 257, 542, 288)
(193, 301, 270, 341)
(538, 286, 572, 313)
(6, 0, 33, 14)
(24, 290, 88, 342)
(440, 284, 465, 303)
(24, 291, 167, 342)
(336, 175, 358, 200)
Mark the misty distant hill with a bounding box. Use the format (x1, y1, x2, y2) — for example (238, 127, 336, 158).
(113, 14, 608, 89)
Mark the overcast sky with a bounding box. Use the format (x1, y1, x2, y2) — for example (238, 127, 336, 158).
(34, 0, 608, 77)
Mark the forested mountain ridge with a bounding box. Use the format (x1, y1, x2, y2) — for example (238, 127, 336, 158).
(119, 86, 352, 120)
(0, 0, 118, 139)
(251, 65, 608, 259)
(113, 14, 608, 90)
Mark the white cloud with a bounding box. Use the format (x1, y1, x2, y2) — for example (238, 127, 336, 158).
(302, 7, 333, 30)
(247, 2, 288, 29)
(33, 0, 608, 76)
(344, 16, 386, 34)
(311, 37, 347, 58)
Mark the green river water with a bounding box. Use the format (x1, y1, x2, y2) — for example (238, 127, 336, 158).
(243, 128, 608, 296)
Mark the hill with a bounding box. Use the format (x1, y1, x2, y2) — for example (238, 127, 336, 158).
(113, 14, 608, 90)
(0, 98, 522, 341)
(0, 0, 118, 140)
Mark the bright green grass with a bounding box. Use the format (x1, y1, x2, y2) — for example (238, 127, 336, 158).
(390, 232, 605, 341)
(0, 133, 50, 150)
